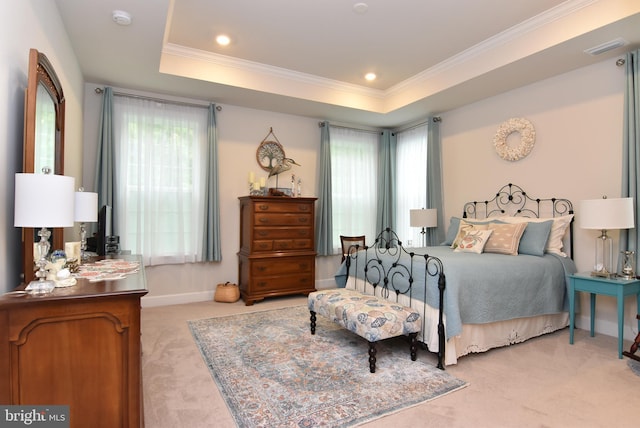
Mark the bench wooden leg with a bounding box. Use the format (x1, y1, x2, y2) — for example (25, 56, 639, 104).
(409, 332, 418, 361)
(368, 341, 377, 373)
(309, 311, 316, 335)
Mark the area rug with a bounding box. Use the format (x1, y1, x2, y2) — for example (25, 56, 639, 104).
(188, 305, 468, 427)
(628, 358, 640, 377)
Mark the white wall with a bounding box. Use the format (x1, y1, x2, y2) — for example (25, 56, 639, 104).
(81, 84, 339, 307)
(0, 1, 84, 290)
(440, 58, 634, 339)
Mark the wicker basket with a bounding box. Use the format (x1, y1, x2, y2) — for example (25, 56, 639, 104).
(214, 282, 240, 303)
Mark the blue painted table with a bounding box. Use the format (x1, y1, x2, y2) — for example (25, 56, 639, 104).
(569, 272, 640, 358)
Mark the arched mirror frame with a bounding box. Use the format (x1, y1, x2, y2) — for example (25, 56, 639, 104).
(22, 48, 65, 284)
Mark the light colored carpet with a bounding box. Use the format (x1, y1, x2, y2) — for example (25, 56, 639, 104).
(142, 296, 639, 428)
(188, 305, 467, 427)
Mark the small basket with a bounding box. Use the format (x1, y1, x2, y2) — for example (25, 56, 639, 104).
(214, 282, 240, 303)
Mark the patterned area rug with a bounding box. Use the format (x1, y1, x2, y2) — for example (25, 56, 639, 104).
(628, 358, 640, 377)
(188, 305, 468, 427)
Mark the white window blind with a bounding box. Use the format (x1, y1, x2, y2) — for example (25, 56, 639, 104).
(396, 124, 428, 246)
(329, 127, 379, 253)
(112, 96, 208, 265)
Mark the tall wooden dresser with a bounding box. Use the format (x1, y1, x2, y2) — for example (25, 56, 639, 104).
(0, 255, 147, 427)
(238, 196, 317, 305)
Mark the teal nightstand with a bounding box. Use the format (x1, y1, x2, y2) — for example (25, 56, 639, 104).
(569, 273, 640, 358)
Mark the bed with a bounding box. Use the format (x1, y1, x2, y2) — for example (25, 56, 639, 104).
(334, 183, 577, 367)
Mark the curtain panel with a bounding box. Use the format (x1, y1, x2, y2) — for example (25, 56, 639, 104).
(620, 49, 640, 268)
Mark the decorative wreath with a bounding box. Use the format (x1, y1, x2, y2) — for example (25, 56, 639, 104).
(493, 117, 535, 161)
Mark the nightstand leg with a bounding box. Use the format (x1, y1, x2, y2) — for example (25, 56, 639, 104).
(569, 281, 576, 344)
(590, 293, 596, 337)
(617, 289, 625, 359)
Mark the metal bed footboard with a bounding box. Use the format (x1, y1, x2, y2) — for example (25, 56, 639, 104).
(345, 227, 446, 370)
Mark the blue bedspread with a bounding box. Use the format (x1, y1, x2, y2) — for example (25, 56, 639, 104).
(335, 246, 577, 339)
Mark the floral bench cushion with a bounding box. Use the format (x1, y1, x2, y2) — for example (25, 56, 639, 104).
(308, 288, 422, 342)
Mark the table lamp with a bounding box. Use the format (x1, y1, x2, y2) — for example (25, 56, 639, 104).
(410, 208, 437, 247)
(75, 189, 98, 261)
(14, 172, 75, 294)
(578, 196, 634, 278)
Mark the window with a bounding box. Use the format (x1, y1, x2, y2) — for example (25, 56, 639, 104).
(395, 124, 428, 246)
(113, 96, 208, 265)
(329, 127, 379, 252)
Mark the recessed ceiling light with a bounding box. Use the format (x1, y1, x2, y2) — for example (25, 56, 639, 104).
(365, 72, 376, 81)
(112, 10, 132, 26)
(353, 3, 369, 14)
(216, 34, 231, 46)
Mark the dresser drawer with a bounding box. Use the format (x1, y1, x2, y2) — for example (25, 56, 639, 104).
(254, 227, 312, 240)
(254, 212, 312, 226)
(251, 273, 314, 292)
(251, 256, 313, 276)
(253, 239, 312, 252)
(254, 201, 313, 214)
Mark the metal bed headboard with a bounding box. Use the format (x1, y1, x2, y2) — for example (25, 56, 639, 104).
(462, 183, 574, 256)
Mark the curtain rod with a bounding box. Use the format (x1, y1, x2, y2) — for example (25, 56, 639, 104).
(318, 121, 382, 135)
(94, 87, 222, 111)
(319, 116, 441, 135)
(393, 117, 441, 135)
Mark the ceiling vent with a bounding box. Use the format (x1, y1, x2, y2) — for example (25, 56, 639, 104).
(584, 38, 627, 56)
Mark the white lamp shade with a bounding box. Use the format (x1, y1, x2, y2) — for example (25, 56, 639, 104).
(14, 173, 75, 228)
(578, 197, 635, 230)
(75, 191, 98, 222)
(410, 208, 438, 228)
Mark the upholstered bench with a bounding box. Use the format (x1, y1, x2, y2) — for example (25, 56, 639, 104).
(308, 288, 422, 373)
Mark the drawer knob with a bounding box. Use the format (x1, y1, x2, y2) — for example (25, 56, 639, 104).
(258, 204, 269, 211)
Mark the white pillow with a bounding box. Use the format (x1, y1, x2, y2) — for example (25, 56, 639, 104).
(500, 215, 573, 257)
(450, 221, 490, 249)
(453, 229, 494, 254)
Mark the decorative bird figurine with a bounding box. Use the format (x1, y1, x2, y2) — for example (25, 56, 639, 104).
(268, 157, 300, 190)
(268, 157, 300, 178)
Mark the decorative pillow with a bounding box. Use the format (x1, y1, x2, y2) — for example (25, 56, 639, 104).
(484, 222, 527, 255)
(517, 220, 553, 256)
(450, 220, 490, 249)
(501, 215, 573, 257)
(453, 229, 493, 253)
(443, 217, 500, 246)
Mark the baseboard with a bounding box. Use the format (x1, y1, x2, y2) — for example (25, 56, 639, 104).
(141, 280, 337, 308)
(142, 291, 213, 308)
(574, 314, 638, 340)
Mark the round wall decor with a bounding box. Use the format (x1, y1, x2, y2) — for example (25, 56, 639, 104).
(493, 117, 535, 161)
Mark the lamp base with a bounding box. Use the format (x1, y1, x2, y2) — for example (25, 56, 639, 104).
(25, 279, 56, 295)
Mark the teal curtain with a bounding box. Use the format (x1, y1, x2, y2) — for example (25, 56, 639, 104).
(376, 130, 396, 232)
(202, 104, 222, 261)
(95, 87, 116, 233)
(426, 116, 445, 245)
(315, 121, 333, 255)
(620, 49, 640, 268)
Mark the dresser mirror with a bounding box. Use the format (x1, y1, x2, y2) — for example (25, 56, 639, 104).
(21, 48, 66, 283)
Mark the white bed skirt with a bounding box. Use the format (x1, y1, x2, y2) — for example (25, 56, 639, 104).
(343, 276, 569, 366)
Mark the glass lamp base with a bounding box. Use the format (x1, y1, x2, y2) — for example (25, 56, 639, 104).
(25, 279, 56, 295)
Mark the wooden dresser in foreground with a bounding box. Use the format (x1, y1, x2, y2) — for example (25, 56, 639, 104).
(0, 255, 147, 428)
(238, 196, 317, 305)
